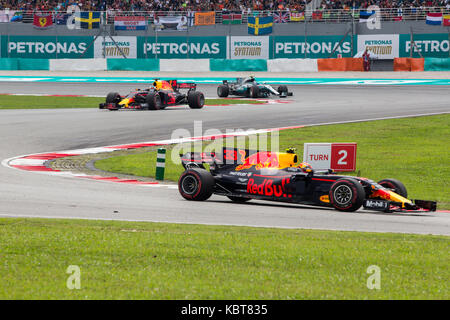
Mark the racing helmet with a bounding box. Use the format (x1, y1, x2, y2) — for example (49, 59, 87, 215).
(152, 80, 162, 90)
(299, 162, 313, 173)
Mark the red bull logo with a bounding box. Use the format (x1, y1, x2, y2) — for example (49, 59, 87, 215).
(247, 177, 292, 198)
(236, 151, 280, 171)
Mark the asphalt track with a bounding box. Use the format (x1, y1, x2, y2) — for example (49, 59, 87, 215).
(0, 81, 449, 235)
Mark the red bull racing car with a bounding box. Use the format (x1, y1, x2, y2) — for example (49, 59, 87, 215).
(177, 148, 437, 213)
(99, 79, 205, 111)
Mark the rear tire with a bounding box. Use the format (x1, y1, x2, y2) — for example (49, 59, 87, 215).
(188, 91, 205, 109)
(227, 196, 251, 203)
(249, 85, 259, 98)
(178, 168, 214, 201)
(146, 92, 162, 110)
(217, 85, 229, 97)
(378, 179, 408, 198)
(329, 178, 365, 212)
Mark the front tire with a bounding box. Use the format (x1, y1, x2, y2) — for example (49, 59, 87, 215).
(178, 168, 214, 201)
(378, 179, 407, 198)
(277, 85, 288, 95)
(188, 91, 205, 109)
(329, 178, 365, 212)
(106, 92, 121, 104)
(217, 85, 229, 97)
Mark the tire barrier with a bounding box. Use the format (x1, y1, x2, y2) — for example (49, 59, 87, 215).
(2, 58, 448, 72)
(49, 58, 107, 71)
(317, 58, 364, 71)
(267, 59, 318, 72)
(393, 58, 425, 71)
(159, 59, 210, 72)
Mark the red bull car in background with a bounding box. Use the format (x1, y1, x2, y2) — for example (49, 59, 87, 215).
(178, 148, 437, 213)
(99, 79, 205, 111)
(217, 76, 293, 98)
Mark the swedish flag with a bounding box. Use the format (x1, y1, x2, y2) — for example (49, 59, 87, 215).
(77, 11, 101, 29)
(248, 16, 273, 35)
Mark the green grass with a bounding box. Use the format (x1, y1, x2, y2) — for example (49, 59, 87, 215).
(95, 114, 450, 209)
(0, 95, 263, 109)
(0, 218, 448, 299)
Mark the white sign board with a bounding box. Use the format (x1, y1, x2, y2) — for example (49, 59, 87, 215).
(357, 34, 399, 59)
(94, 36, 137, 59)
(228, 36, 269, 59)
(303, 143, 357, 172)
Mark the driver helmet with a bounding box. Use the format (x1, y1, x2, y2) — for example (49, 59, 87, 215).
(249, 75, 255, 82)
(152, 80, 162, 90)
(298, 162, 313, 173)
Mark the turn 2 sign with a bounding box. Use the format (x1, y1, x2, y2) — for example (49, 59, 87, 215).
(303, 143, 357, 172)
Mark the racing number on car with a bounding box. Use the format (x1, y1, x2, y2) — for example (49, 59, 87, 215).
(331, 144, 357, 171)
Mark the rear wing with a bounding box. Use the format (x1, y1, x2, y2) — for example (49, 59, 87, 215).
(168, 80, 196, 90)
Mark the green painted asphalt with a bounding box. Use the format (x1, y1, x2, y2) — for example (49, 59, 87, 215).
(0, 75, 449, 85)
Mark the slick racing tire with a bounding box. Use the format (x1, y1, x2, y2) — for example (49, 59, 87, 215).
(106, 92, 121, 104)
(277, 85, 288, 95)
(227, 196, 251, 203)
(378, 179, 408, 198)
(249, 85, 260, 98)
(217, 85, 229, 98)
(188, 91, 205, 109)
(329, 178, 365, 212)
(146, 92, 162, 110)
(178, 168, 214, 201)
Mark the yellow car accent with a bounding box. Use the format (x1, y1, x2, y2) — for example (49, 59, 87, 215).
(118, 98, 130, 107)
(320, 195, 330, 203)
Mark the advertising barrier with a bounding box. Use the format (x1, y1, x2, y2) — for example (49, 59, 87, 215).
(1, 35, 93, 59)
(94, 36, 137, 59)
(271, 35, 354, 59)
(137, 36, 226, 59)
(400, 33, 450, 58)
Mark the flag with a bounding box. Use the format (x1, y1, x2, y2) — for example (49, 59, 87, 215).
(426, 13, 442, 25)
(154, 15, 187, 31)
(194, 11, 215, 26)
(114, 16, 146, 30)
(312, 11, 322, 20)
(33, 13, 53, 28)
(359, 10, 375, 23)
(56, 13, 70, 25)
(273, 11, 289, 23)
(248, 16, 273, 35)
(443, 15, 450, 26)
(290, 12, 304, 22)
(393, 16, 403, 22)
(10, 11, 23, 22)
(222, 13, 242, 24)
(76, 11, 101, 29)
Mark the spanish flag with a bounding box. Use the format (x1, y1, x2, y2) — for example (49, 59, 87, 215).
(444, 15, 450, 26)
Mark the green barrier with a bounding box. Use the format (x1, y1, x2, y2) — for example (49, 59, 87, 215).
(18, 59, 50, 70)
(424, 58, 450, 71)
(0, 58, 19, 70)
(210, 59, 268, 71)
(107, 59, 159, 71)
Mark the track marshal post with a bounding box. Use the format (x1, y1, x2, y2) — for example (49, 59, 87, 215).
(155, 148, 166, 180)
